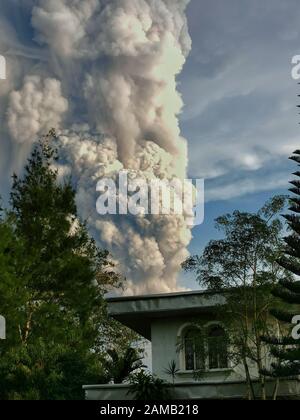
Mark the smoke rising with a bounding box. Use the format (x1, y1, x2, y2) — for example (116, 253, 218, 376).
(8, 76, 68, 144)
(2, 0, 192, 295)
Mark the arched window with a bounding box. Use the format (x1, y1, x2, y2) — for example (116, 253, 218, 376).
(207, 325, 228, 370)
(184, 328, 204, 371)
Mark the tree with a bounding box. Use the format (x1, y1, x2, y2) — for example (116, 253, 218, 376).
(128, 371, 171, 401)
(103, 347, 145, 384)
(0, 216, 28, 348)
(182, 196, 289, 400)
(263, 151, 300, 378)
(163, 360, 180, 385)
(0, 131, 138, 399)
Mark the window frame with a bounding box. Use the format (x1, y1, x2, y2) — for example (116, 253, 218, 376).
(206, 323, 229, 371)
(178, 322, 232, 373)
(183, 327, 205, 372)
(178, 323, 203, 372)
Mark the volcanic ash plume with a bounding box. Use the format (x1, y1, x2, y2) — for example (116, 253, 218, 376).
(6, 0, 192, 295)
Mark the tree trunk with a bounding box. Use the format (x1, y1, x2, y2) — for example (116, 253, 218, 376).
(272, 379, 280, 401)
(242, 357, 255, 400)
(253, 255, 267, 400)
(20, 303, 34, 344)
(256, 335, 267, 400)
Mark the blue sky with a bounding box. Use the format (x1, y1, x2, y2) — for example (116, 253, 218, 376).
(177, 0, 300, 289)
(0, 0, 299, 293)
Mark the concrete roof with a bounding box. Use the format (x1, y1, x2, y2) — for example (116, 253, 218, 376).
(106, 289, 225, 340)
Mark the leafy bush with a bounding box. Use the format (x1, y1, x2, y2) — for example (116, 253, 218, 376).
(103, 347, 144, 384)
(128, 371, 171, 401)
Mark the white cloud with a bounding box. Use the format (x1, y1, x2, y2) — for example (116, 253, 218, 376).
(181, 0, 300, 191)
(206, 172, 290, 202)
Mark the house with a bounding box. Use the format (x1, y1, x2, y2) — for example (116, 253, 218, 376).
(83, 289, 300, 400)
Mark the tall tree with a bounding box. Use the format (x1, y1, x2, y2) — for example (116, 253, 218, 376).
(264, 151, 300, 378)
(183, 197, 289, 400)
(0, 131, 137, 400)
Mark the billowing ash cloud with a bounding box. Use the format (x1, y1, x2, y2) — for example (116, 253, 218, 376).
(8, 76, 68, 144)
(3, 0, 192, 295)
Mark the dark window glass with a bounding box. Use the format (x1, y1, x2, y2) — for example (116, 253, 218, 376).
(207, 326, 228, 370)
(184, 329, 204, 371)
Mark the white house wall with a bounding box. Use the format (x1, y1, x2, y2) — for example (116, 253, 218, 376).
(151, 315, 250, 384)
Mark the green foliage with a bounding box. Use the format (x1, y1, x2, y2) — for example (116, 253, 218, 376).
(182, 196, 289, 400)
(163, 360, 180, 384)
(183, 196, 288, 291)
(0, 132, 138, 400)
(103, 347, 145, 384)
(0, 339, 105, 400)
(264, 151, 300, 378)
(128, 371, 171, 401)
